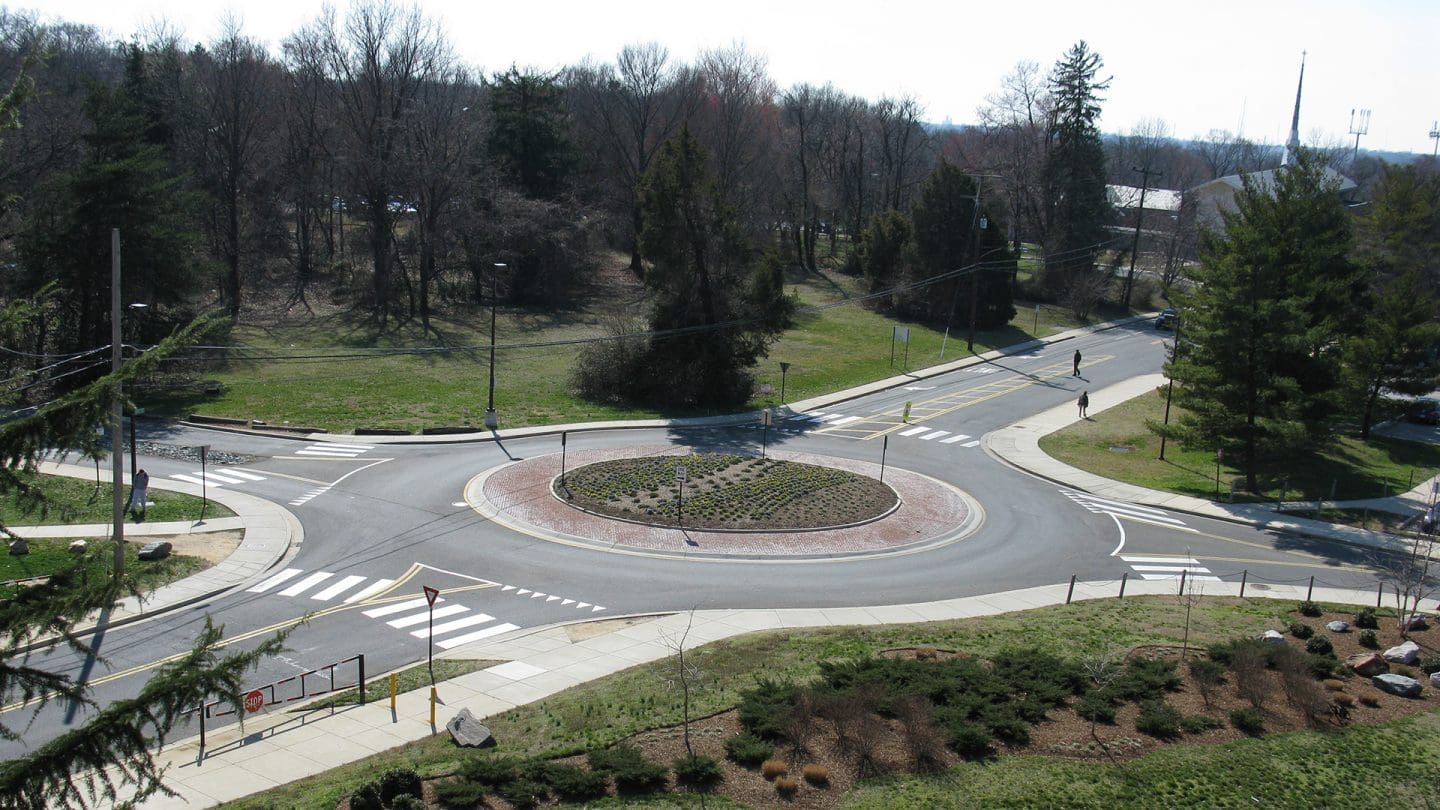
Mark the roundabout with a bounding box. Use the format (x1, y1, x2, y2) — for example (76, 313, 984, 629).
(465, 444, 983, 561)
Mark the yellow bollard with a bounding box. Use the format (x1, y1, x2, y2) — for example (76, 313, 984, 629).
(429, 686, 437, 726)
(389, 672, 398, 711)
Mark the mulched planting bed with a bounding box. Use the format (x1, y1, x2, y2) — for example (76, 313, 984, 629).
(556, 452, 898, 531)
(378, 605, 1440, 809)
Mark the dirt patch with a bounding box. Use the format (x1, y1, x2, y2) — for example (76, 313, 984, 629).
(564, 615, 664, 643)
(155, 529, 243, 565)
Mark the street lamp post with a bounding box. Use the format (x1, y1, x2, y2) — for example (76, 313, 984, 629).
(779, 362, 790, 405)
(485, 262, 505, 430)
(125, 302, 147, 477)
(110, 229, 125, 578)
(1159, 320, 1182, 460)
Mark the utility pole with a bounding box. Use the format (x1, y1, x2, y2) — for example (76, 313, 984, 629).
(1430, 121, 1440, 158)
(110, 229, 125, 580)
(1347, 108, 1370, 165)
(485, 262, 505, 430)
(1122, 165, 1162, 309)
(965, 174, 990, 352)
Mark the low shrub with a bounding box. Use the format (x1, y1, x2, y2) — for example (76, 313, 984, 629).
(1298, 600, 1323, 617)
(775, 776, 800, 797)
(378, 768, 423, 806)
(945, 721, 994, 760)
(1322, 679, 1346, 691)
(433, 779, 487, 809)
(1288, 622, 1314, 639)
(1230, 707, 1265, 736)
(1355, 607, 1379, 629)
(1112, 657, 1182, 701)
(737, 677, 801, 740)
(496, 778, 546, 810)
(1421, 655, 1440, 675)
(459, 755, 521, 788)
(390, 797, 424, 810)
(1333, 692, 1355, 709)
(761, 759, 788, 779)
(1307, 654, 1341, 680)
(672, 754, 724, 790)
(349, 782, 383, 810)
(1359, 629, 1379, 649)
(1360, 694, 1381, 707)
(1135, 699, 1183, 739)
(1075, 690, 1118, 724)
(802, 764, 830, 786)
(1180, 715, 1222, 734)
(1305, 635, 1334, 656)
(544, 764, 607, 802)
(588, 745, 667, 794)
(724, 732, 774, 766)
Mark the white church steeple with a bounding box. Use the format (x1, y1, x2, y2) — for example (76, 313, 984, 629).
(1281, 51, 1306, 167)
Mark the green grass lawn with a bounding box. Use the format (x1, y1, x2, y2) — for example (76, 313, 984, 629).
(301, 659, 502, 711)
(0, 537, 206, 598)
(1039, 387, 1440, 502)
(220, 596, 1327, 810)
(162, 266, 1121, 434)
(0, 473, 235, 526)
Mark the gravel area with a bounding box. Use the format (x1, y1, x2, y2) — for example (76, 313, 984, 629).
(479, 445, 978, 558)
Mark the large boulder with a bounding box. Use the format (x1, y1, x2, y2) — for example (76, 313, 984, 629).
(137, 541, 172, 561)
(1383, 640, 1421, 665)
(446, 708, 495, 748)
(8, 539, 27, 556)
(1326, 620, 1349, 633)
(1258, 629, 1286, 644)
(1431, 671, 1440, 691)
(1373, 673, 1424, 698)
(68, 539, 88, 554)
(1346, 652, 1389, 676)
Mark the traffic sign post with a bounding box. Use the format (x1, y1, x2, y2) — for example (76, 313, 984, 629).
(560, 431, 568, 489)
(198, 444, 211, 520)
(675, 464, 687, 526)
(423, 586, 440, 682)
(760, 409, 772, 458)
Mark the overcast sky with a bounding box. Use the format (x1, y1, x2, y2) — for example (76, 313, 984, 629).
(25, 0, 1440, 156)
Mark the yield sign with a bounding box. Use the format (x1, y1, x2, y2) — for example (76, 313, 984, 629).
(423, 586, 440, 606)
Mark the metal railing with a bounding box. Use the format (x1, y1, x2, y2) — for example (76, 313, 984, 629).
(198, 653, 365, 752)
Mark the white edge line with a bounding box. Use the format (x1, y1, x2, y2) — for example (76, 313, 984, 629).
(1109, 512, 1125, 557)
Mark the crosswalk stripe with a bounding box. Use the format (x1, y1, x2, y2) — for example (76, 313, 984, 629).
(388, 604, 468, 628)
(939, 434, 971, 444)
(795, 413, 828, 422)
(411, 613, 496, 638)
(919, 431, 949, 440)
(363, 597, 438, 618)
(316, 443, 374, 449)
(296, 449, 365, 457)
(1069, 493, 1173, 517)
(312, 575, 367, 601)
(1141, 573, 1222, 582)
(435, 622, 521, 649)
(279, 571, 334, 596)
(343, 578, 395, 603)
(222, 469, 266, 481)
(1130, 564, 1211, 573)
(1121, 555, 1203, 565)
(829, 416, 862, 425)
(198, 470, 251, 484)
(169, 474, 215, 487)
(1085, 503, 1188, 526)
(898, 426, 929, 436)
(247, 568, 302, 593)
(960, 440, 980, 447)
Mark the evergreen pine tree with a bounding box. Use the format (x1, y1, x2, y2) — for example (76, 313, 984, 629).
(488, 66, 575, 200)
(907, 162, 1015, 329)
(1041, 41, 1111, 299)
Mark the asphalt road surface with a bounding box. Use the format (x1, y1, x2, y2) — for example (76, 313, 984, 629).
(1, 323, 1388, 754)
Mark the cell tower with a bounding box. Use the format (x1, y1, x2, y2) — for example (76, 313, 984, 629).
(1348, 108, 1370, 164)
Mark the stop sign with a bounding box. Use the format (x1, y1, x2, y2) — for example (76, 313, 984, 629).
(243, 689, 264, 714)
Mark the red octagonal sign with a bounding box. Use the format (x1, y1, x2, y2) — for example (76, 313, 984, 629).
(243, 689, 264, 714)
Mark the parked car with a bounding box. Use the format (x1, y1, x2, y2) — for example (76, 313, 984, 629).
(1407, 399, 1440, 425)
(1154, 308, 1178, 330)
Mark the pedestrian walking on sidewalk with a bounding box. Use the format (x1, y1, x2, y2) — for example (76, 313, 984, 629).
(1078, 391, 1089, 419)
(127, 468, 149, 521)
(1073, 349, 1082, 376)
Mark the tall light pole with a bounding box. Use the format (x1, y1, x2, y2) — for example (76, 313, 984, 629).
(485, 262, 505, 430)
(110, 229, 125, 579)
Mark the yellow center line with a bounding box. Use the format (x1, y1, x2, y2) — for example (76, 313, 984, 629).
(1, 565, 497, 714)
